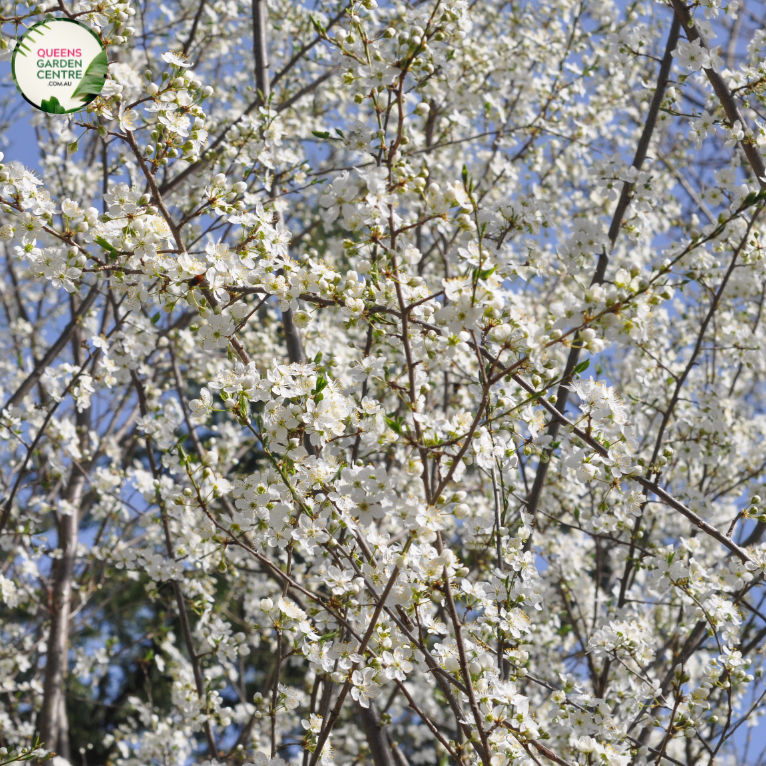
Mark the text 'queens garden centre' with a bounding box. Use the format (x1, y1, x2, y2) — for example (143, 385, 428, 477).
(36, 48, 84, 80)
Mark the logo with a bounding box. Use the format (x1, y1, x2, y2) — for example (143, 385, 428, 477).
(12, 18, 107, 114)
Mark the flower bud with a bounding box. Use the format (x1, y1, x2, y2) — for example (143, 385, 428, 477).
(588, 338, 605, 354)
(454, 503, 470, 518)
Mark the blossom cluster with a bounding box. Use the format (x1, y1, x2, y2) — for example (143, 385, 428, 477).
(1, 1, 766, 766)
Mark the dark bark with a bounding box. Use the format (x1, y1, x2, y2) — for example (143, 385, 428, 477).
(359, 702, 395, 766)
(524, 15, 681, 529)
(3, 285, 98, 412)
(38, 397, 89, 751)
(252, 0, 310, 376)
(670, 0, 766, 188)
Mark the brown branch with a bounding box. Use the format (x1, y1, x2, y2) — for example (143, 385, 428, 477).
(522, 13, 682, 529)
(3, 284, 99, 411)
(670, 0, 766, 188)
(130, 370, 218, 756)
(38, 363, 90, 751)
(512, 375, 755, 564)
(308, 537, 414, 766)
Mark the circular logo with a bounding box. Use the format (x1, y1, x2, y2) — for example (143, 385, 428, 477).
(12, 18, 106, 114)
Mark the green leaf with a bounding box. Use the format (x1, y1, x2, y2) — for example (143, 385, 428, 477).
(95, 235, 119, 260)
(40, 96, 66, 114)
(312, 375, 328, 395)
(461, 163, 469, 185)
(309, 14, 327, 35)
(385, 415, 403, 434)
(473, 265, 497, 281)
(312, 130, 331, 139)
(574, 359, 590, 375)
(237, 393, 251, 425)
(151, 312, 160, 325)
(70, 49, 108, 103)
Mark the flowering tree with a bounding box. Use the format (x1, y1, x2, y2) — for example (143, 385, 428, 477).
(3, 0, 766, 764)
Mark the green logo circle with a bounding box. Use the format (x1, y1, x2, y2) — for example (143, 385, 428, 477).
(12, 18, 107, 114)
